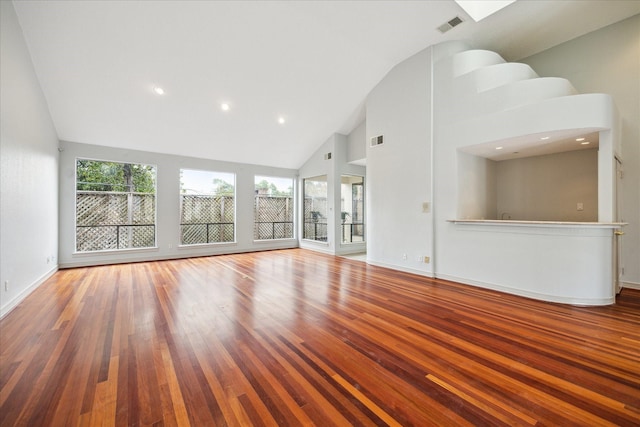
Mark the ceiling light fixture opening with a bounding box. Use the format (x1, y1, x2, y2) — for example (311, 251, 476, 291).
(581, 141, 590, 145)
(576, 137, 585, 141)
(278, 116, 286, 125)
(221, 103, 230, 111)
(495, 146, 504, 150)
(454, 0, 517, 22)
(540, 136, 550, 140)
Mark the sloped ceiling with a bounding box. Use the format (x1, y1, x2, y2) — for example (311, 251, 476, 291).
(12, 1, 640, 169)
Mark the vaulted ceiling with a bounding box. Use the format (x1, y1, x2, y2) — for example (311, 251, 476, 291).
(13, 1, 640, 169)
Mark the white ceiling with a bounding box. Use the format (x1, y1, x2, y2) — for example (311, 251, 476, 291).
(13, 1, 640, 169)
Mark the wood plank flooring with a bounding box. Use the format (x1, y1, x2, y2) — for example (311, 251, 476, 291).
(1, 248, 639, 426)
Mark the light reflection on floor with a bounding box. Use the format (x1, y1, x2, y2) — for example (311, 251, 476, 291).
(340, 252, 366, 262)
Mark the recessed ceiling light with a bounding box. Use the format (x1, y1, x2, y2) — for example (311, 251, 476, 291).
(496, 146, 503, 150)
(221, 103, 230, 111)
(278, 116, 286, 125)
(540, 136, 550, 140)
(581, 141, 590, 145)
(576, 137, 585, 141)
(153, 86, 165, 95)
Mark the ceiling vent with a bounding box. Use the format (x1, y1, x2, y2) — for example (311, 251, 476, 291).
(370, 135, 384, 147)
(437, 16, 464, 33)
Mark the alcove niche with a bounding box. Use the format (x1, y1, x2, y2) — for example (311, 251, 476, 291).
(457, 130, 600, 222)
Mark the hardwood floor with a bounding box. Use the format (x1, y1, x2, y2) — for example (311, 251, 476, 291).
(1, 249, 639, 426)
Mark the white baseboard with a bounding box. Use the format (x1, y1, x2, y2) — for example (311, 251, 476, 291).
(366, 259, 434, 278)
(1, 266, 58, 319)
(622, 281, 640, 290)
(299, 241, 333, 255)
(59, 244, 298, 269)
(436, 273, 615, 306)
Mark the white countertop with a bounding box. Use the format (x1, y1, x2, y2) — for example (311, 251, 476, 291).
(448, 219, 626, 228)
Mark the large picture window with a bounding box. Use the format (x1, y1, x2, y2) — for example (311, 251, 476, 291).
(180, 169, 235, 244)
(76, 159, 156, 252)
(303, 175, 328, 242)
(254, 175, 294, 240)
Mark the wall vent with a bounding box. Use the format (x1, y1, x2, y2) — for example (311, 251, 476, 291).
(324, 152, 332, 160)
(370, 135, 384, 147)
(437, 16, 464, 33)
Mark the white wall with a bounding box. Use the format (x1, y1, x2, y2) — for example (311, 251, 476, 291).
(366, 47, 433, 275)
(58, 141, 298, 267)
(1, 1, 59, 317)
(520, 14, 640, 288)
(347, 121, 366, 164)
(457, 152, 497, 220)
(496, 149, 598, 222)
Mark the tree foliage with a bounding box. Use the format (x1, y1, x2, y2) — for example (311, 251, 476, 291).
(76, 160, 156, 193)
(303, 179, 327, 198)
(255, 179, 292, 197)
(212, 178, 235, 196)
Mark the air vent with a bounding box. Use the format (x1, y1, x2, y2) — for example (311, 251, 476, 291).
(324, 152, 332, 160)
(437, 16, 464, 33)
(370, 135, 384, 147)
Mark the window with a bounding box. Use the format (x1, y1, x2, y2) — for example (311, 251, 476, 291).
(76, 159, 156, 252)
(254, 176, 294, 240)
(340, 175, 365, 244)
(180, 169, 235, 244)
(303, 175, 328, 242)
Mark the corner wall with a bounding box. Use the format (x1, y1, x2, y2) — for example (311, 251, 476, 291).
(1, 1, 60, 317)
(365, 47, 433, 276)
(347, 121, 366, 164)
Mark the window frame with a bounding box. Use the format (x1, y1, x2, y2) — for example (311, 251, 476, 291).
(179, 168, 237, 247)
(340, 175, 365, 245)
(74, 157, 158, 254)
(253, 175, 296, 242)
(302, 175, 328, 243)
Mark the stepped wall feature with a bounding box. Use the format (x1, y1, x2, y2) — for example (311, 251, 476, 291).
(431, 41, 622, 305)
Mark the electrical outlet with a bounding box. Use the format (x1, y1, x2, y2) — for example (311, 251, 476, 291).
(402, 253, 407, 260)
(4, 280, 8, 292)
(47, 257, 50, 264)
(424, 256, 430, 264)
(577, 202, 584, 211)
(168, 243, 173, 249)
